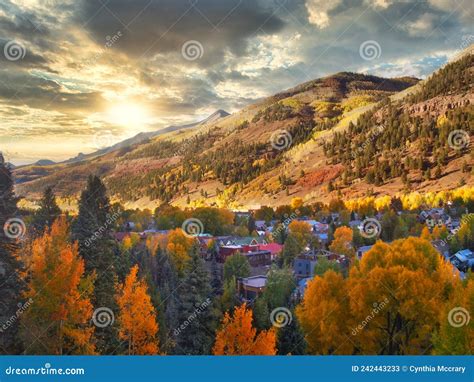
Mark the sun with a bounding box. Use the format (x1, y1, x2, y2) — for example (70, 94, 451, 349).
(105, 103, 150, 128)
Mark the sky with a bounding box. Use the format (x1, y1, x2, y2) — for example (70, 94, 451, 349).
(0, 0, 472, 165)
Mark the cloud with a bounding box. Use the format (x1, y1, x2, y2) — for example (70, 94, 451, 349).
(305, 0, 343, 28)
(77, 0, 285, 63)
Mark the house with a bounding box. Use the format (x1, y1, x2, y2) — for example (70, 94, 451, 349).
(452, 249, 474, 272)
(243, 250, 272, 267)
(258, 243, 283, 260)
(238, 275, 267, 301)
(294, 277, 311, 300)
(357, 245, 373, 259)
(293, 249, 347, 279)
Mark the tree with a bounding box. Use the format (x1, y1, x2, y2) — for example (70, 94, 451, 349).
(174, 250, 215, 354)
(434, 278, 474, 354)
(262, 267, 296, 312)
(277, 312, 307, 355)
(291, 197, 304, 210)
(329, 226, 355, 259)
(213, 303, 277, 355)
(32, 186, 61, 234)
(0, 153, 23, 353)
(287, 221, 312, 249)
(21, 218, 95, 355)
(349, 238, 458, 354)
(223, 253, 250, 282)
(296, 271, 352, 354)
(166, 229, 194, 275)
(116, 265, 159, 355)
(153, 247, 179, 353)
(210, 250, 222, 296)
(72, 175, 118, 353)
(313, 256, 341, 276)
(280, 234, 302, 266)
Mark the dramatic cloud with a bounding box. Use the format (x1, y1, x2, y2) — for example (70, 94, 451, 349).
(0, 0, 472, 164)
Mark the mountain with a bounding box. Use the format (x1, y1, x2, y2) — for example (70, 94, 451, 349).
(14, 48, 473, 210)
(61, 109, 231, 164)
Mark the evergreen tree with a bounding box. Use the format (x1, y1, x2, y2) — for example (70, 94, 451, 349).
(174, 248, 215, 354)
(32, 186, 61, 234)
(277, 312, 307, 355)
(210, 251, 222, 296)
(0, 153, 23, 354)
(154, 247, 179, 353)
(72, 175, 118, 354)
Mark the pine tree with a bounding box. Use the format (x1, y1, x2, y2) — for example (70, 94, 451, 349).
(154, 247, 179, 353)
(72, 175, 118, 353)
(0, 153, 23, 354)
(210, 250, 222, 297)
(32, 186, 61, 234)
(277, 312, 307, 355)
(174, 248, 215, 354)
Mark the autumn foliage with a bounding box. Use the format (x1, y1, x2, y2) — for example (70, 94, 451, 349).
(213, 303, 276, 355)
(116, 265, 159, 355)
(21, 218, 95, 355)
(297, 237, 459, 355)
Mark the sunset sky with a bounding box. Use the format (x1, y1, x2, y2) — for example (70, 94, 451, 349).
(0, 0, 472, 165)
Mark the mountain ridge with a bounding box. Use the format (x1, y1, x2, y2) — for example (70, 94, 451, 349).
(13, 47, 473, 210)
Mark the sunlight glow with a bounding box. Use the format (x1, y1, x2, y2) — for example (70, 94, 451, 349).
(105, 103, 150, 128)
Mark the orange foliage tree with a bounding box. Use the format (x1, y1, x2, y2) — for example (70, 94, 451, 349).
(116, 265, 159, 355)
(213, 303, 276, 355)
(21, 218, 95, 355)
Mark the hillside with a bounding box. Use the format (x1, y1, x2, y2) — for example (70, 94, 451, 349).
(14, 50, 473, 210)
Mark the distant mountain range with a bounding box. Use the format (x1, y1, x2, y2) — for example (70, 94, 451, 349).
(14, 46, 473, 210)
(15, 110, 231, 168)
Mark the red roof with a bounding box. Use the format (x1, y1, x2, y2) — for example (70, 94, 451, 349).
(258, 243, 283, 255)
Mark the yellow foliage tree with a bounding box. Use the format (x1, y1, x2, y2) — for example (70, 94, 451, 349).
(329, 226, 355, 259)
(297, 237, 459, 355)
(166, 229, 194, 274)
(116, 265, 159, 355)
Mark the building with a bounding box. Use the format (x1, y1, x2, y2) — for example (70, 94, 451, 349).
(452, 249, 474, 272)
(293, 249, 346, 279)
(244, 250, 272, 267)
(258, 243, 283, 260)
(238, 275, 267, 301)
(357, 245, 373, 259)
